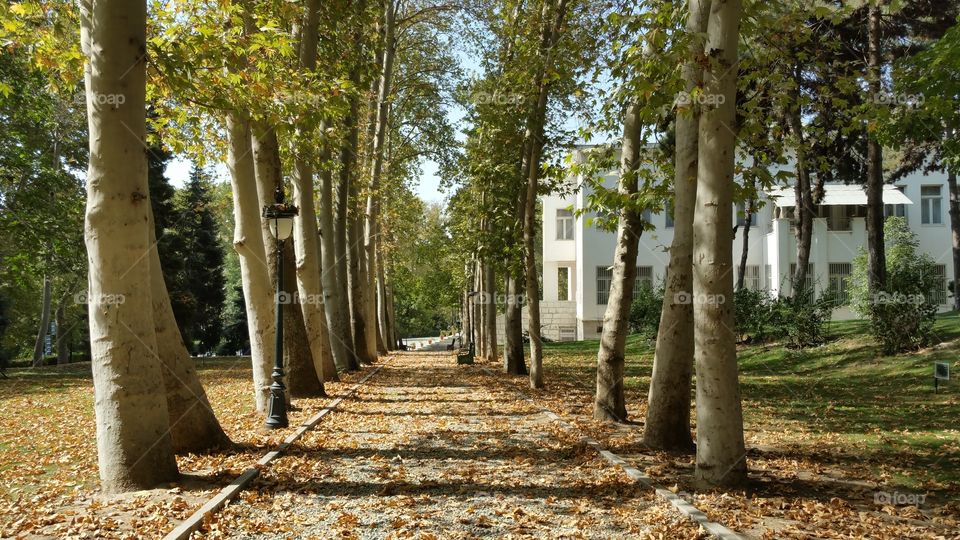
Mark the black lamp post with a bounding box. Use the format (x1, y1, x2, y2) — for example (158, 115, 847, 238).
(262, 187, 298, 430)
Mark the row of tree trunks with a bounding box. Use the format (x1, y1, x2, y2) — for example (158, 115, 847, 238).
(365, 0, 398, 358)
(292, 0, 337, 384)
(642, 0, 707, 453)
(336, 17, 365, 372)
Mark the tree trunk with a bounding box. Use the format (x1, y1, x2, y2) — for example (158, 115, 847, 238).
(594, 104, 643, 422)
(292, 0, 337, 384)
(338, 24, 367, 369)
(483, 261, 498, 362)
(472, 268, 482, 348)
(225, 112, 275, 413)
(55, 289, 70, 365)
(736, 195, 753, 291)
(643, 0, 709, 452)
(386, 283, 398, 348)
(948, 169, 960, 312)
(80, 0, 178, 490)
(31, 276, 52, 367)
(349, 203, 375, 364)
(318, 124, 352, 374)
(865, 2, 886, 292)
(504, 274, 527, 374)
(692, 0, 747, 487)
(522, 0, 569, 389)
(376, 246, 390, 353)
(283, 240, 325, 397)
(786, 94, 814, 294)
(148, 205, 231, 452)
(477, 260, 488, 359)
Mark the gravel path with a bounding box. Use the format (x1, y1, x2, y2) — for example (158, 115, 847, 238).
(198, 353, 703, 539)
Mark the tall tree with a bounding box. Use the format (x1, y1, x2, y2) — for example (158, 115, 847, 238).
(593, 104, 642, 422)
(692, 0, 747, 487)
(80, 0, 178, 490)
(643, 0, 709, 451)
(170, 165, 227, 353)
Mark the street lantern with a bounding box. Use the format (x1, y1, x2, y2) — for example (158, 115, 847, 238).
(261, 187, 298, 429)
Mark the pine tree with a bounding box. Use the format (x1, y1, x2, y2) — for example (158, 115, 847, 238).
(171, 165, 227, 353)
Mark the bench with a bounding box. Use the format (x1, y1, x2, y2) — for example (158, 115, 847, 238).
(456, 341, 475, 365)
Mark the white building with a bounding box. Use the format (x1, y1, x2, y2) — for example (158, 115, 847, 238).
(507, 147, 954, 342)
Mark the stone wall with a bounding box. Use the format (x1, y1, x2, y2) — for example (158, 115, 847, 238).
(495, 300, 578, 342)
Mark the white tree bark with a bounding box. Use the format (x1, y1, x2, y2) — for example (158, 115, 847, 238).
(80, 0, 178, 491)
(147, 206, 231, 452)
(318, 127, 352, 372)
(593, 103, 643, 422)
(692, 0, 747, 487)
(225, 112, 275, 413)
(643, 0, 710, 451)
(292, 0, 337, 384)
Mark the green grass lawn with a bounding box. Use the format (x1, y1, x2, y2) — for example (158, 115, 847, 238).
(539, 313, 960, 494)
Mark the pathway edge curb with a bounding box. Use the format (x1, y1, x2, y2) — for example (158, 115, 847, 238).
(162, 360, 390, 540)
(478, 365, 743, 540)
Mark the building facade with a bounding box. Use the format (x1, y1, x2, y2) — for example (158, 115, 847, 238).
(507, 148, 955, 342)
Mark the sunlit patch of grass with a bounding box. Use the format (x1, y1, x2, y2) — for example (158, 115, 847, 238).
(539, 312, 960, 494)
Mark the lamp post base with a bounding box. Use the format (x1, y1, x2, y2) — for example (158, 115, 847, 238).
(265, 383, 288, 429)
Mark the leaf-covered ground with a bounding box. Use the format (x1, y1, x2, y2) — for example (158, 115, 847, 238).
(3, 329, 959, 539)
(200, 353, 702, 539)
(0, 353, 703, 539)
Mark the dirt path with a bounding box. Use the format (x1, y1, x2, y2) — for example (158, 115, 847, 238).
(199, 353, 703, 539)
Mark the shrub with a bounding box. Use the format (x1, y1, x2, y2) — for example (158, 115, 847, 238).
(629, 283, 663, 338)
(849, 217, 940, 354)
(733, 287, 774, 342)
(769, 287, 833, 348)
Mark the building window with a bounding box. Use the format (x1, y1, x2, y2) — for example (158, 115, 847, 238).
(556, 208, 575, 239)
(828, 263, 851, 304)
(597, 266, 654, 305)
(921, 185, 942, 225)
(641, 208, 652, 224)
(743, 265, 760, 291)
(665, 202, 674, 228)
(765, 264, 772, 292)
(884, 186, 907, 224)
(736, 202, 757, 228)
(634, 266, 654, 300)
(558, 267, 570, 301)
(789, 262, 814, 293)
(931, 264, 947, 305)
(597, 266, 612, 305)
